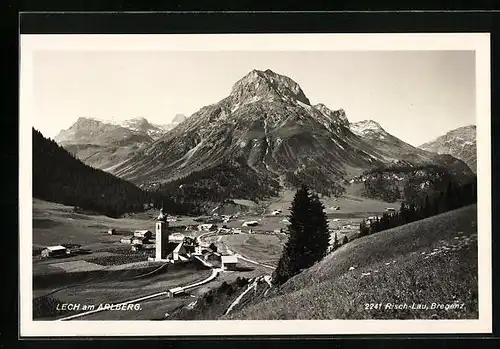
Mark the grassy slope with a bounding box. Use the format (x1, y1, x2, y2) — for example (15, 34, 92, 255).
(226, 204, 478, 320)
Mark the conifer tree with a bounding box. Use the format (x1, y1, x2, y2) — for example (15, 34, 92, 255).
(333, 232, 339, 250)
(342, 235, 349, 245)
(273, 184, 329, 285)
(359, 219, 370, 236)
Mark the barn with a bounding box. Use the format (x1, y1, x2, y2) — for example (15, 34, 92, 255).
(133, 230, 153, 239)
(221, 255, 238, 270)
(41, 245, 68, 258)
(198, 224, 216, 232)
(132, 236, 149, 245)
(242, 221, 259, 227)
(120, 236, 134, 244)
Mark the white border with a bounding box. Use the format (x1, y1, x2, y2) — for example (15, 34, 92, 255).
(20, 33, 492, 337)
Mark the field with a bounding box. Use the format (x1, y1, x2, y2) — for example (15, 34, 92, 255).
(225, 204, 478, 320)
(218, 233, 286, 266)
(32, 199, 202, 250)
(262, 190, 396, 218)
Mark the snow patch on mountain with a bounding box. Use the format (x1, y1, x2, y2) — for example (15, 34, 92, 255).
(350, 120, 385, 136)
(121, 117, 166, 139)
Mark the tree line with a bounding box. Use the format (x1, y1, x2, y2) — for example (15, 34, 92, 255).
(150, 159, 281, 215)
(359, 179, 477, 236)
(361, 164, 456, 203)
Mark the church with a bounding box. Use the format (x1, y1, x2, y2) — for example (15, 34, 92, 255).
(153, 208, 200, 263)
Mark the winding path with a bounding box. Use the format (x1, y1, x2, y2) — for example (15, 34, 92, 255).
(56, 265, 220, 321)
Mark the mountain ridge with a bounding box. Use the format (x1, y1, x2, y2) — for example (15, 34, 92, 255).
(54, 115, 189, 171)
(418, 125, 476, 173)
(106, 69, 474, 200)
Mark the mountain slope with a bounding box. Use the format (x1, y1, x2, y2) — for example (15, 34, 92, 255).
(419, 125, 477, 173)
(160, 114, 187, 131)
(111, 69, 393, 196)
(55, 117, 166, 171)
(350, 119, 431, 163)
(33, 128, 149, 217)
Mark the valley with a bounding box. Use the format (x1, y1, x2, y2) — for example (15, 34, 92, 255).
(31, 190, 397, 321)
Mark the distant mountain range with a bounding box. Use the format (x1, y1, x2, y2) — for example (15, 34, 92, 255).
(418, 125, 477, 174)
(51, 69, 475, 203)
(98, 69, 473, 200)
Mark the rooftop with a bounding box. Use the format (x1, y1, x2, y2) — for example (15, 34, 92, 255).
(45, 245, 67, 251)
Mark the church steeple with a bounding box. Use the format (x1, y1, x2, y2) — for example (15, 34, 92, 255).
(156, 207, 167, 223)
(155, 207, 169, 261)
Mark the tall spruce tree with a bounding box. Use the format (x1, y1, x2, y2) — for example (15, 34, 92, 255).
(273, 184, 329, 285)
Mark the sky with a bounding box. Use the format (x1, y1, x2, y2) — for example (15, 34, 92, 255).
(32, 50, 475, 146)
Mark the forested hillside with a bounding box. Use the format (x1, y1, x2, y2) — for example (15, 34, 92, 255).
(33, 128, 149, 218)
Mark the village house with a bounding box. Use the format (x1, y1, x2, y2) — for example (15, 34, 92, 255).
(198, 223, 216, 232)
(217, 227, 232, 234)
(120, 236, 134, 244)
(242, 220, 259, 227)
(133, 230, 153, 239)
(221, 255, 238, 270)
(169, 232, 186, 243)
(203, 252, 221, 265)
(108, 228, 115, 235)
(132, 236, 149, 245)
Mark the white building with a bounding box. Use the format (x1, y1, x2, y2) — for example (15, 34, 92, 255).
(169, 232, 185, 243)
(221, 255, 238, 270)
(242, 220, 259, 227)
(134, 230, 152, 239)
(120, 237, 133, 244)
(41, 245, 68, 258)
(198, 224, 216, 232)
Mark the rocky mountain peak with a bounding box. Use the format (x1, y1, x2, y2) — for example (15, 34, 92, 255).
(314, 104, 350, 127)
(229, 69, 311, 106)
(74, 117, 103, 126)
(122, 117, 151, 129)
(172, 114, 187, 123)
(418, 124, 477, 173)
(350, 119, 386, 136)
